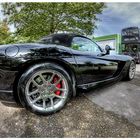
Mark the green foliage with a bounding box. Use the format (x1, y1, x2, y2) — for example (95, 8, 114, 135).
(0, 20, 33, 44)
(1, 2, 105, 40)
(9, 35, 34, 44)
(71, 44, 80, 50)
(0, 21, 11, 44)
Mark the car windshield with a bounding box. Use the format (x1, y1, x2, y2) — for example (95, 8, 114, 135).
(71, 37, 102, 53)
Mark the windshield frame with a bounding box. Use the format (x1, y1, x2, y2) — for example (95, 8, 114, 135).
(71, 36, 103, 53)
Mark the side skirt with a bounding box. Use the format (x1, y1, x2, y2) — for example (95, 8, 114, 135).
(77, 75, 123, 90)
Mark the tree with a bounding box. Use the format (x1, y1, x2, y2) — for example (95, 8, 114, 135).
(0, 20, 12, 44)
(1, 2, 105, 40)
(0, 20, 33, 44)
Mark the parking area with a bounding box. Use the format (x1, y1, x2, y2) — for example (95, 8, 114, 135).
(0, 65, 140, 137)
(84, 64, 140, 127)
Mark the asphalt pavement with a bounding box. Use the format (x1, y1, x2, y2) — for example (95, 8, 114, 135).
(0, 65, 140, 137)
(84, 64, 140, 127)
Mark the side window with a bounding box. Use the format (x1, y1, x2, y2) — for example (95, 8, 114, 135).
(71, 37, 101, 53)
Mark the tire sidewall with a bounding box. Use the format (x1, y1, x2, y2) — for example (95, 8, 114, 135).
(17, 62, 72, 115)
(128, 61, 136, 80)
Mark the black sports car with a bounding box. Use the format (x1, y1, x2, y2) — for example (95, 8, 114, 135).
(0, 33, 136, 115)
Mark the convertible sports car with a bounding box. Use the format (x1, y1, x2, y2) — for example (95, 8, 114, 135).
(0, 33, 136, 115)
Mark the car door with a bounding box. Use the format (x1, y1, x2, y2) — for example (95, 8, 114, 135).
(71, 36, 118, 84)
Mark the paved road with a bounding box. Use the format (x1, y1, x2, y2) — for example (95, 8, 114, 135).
(136, 64, 140, 72)
(84, 64, 140, 127)
(0, 65, 140, 137)
(0, 95, 140, 137)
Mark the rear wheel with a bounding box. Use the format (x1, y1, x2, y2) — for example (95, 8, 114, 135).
(18, 63, 72, 115)
(125, 61, 136, 81)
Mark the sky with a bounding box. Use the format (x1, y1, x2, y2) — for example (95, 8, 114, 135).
(1, 3, 140, 37)
(94, 3, 140, 37)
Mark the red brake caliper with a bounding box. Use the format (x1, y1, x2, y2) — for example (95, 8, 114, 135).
(53, 76, 62, 95)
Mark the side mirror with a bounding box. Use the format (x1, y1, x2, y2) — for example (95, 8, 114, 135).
(105, 45, 112, 55)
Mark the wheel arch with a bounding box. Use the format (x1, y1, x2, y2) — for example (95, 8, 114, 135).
(13, 58, 77, 104)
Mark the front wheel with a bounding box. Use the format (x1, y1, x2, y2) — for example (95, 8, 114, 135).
(124, 61, 136, 81)
(17, 63, 72, 115)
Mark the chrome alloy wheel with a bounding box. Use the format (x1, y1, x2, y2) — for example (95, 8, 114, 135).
(25, 70, 69, 112)
(129, 61, 136, 79)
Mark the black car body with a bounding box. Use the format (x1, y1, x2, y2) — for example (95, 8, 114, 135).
(0, 33, 136, 115)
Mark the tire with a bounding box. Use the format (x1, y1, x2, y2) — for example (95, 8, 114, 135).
(124, 61, 136, 81)
(17, 62, 73, 115)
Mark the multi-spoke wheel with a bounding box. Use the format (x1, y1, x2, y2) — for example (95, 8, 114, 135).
(18, 63, 72, 115)
(129, 61, 136, 80)
(124, 61, 136, 81)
